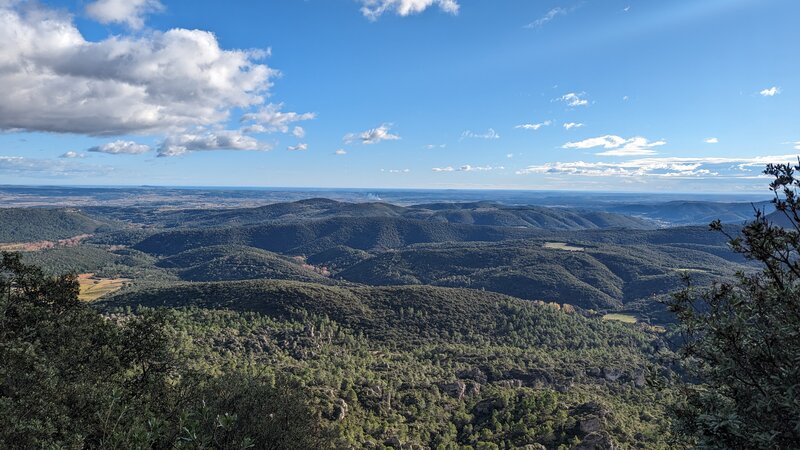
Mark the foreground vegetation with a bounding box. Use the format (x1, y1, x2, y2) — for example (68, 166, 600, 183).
(1, 252, 681, 449)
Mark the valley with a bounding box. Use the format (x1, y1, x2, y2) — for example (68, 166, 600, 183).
(0, 187, 774, 448)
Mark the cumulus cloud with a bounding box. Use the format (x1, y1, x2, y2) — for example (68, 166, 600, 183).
(158, 131, 267, 157)
(516, 155, 799, 178)
(425, 144, 447, 149)
(344, 124, 401, 145)
(563, 135, 666, 156)
(60, 151, 86, 159)
(704, 137, 719, 144)
(515, 120, 551, 131)
(292, 126, 306, 139)
(563, 122, 584, 130)
(334, 149, 347, 155)
(88, 140, 151, 155)
(0, 2, 280, 137)
(558, 92, 589, 107)
(524, 7, 568, 28)
(382, 168, 410, 173)
(360, 0, 459, 20)
(241, 103, 316, 134)
(461, 128, 500, 140)
(287, 143, 308, 151)
(85, 0, 164, 29)
(760, 86, 780, 97)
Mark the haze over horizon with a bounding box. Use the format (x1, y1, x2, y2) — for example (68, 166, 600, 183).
(1, 0, 797, 192)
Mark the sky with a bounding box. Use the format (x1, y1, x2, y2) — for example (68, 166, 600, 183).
(0, 0, 798, 192)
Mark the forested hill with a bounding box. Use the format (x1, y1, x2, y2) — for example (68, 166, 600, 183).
(88, 198, 655, 230)
(105, 279, 657, 349)
(132, 217, 549, 256)
(0, 208, 114, 242)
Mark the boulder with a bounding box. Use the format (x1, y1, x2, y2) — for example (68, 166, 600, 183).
(440, 381, 467, 400)
(571, 431, 621, 450)
(602, 368, 624, 382)
(579, 416, 602, 434)
(334, 398, 348, 421)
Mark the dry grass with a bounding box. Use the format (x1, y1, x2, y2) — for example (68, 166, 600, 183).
(77, 273, 129, 302)
(543, 242, 585, 252)
(0, 234, 92, 252)
(602, 313, 638, 324)
(673, 268, 709, 274)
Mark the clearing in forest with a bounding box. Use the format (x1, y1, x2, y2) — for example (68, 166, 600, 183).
(77, 273, 129, 302)
(543, 242, 585, 252)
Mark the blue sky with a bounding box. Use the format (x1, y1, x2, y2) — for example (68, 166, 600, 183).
(0, 0, 797, 192)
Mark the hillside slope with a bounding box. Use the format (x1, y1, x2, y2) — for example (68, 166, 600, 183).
(133, 217, 546, 256)
(0, 208, 112, 242)
(337, 239, 746, 310)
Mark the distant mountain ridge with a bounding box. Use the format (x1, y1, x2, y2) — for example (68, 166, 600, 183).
(90, 198, 655, 230)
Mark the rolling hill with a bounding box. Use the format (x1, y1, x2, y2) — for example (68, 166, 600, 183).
(105, 278, 654, 348)
(133, 216, 547, 256)
(156, 245, 331, 283)
(336, 239, 747, 311)
(0, 208, 114, 242)
(89, 198, 654, 230)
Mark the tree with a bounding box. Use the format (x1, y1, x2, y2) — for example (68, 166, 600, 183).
(0, 251, 325, 449)
(668, 162, 800, 449)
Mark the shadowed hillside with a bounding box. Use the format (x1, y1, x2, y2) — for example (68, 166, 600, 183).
(0, 209, 114, 243)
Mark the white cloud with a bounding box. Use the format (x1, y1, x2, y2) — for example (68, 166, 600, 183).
(459, 165, 503, 172)
(60, 151, 86, 159)
(794, 141, 800, 151)
(157, 131, 267, 157)
(433, 165, 503, 172)
(517, 155, 799, 178)
(0, 155, 105, 177)
(760, 86, 780, 97)
(425, 143, 447, 149)
(334, 149, 347, 155)
(88, 140, 151, 155)
(461, 128, 500, 140)
(563, 135, 666, 156)
(292, 126, 306, 139)
(344, 124, 401, 145)
(360, 0, 459, 20)
(558, 92, 589, 107)
(704, 137, 719, 144)
(241, 103, 316, 134)
(515, 120, 551, 131)
(287, 143, 308, 151)
(506, 153, 515, 159)
(0, 2, 283, 137)
(525, 7, 569, 28)
(382, 168, 410, 173)
(563, 122, 584, 130)
(85, 0, 164, 29)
